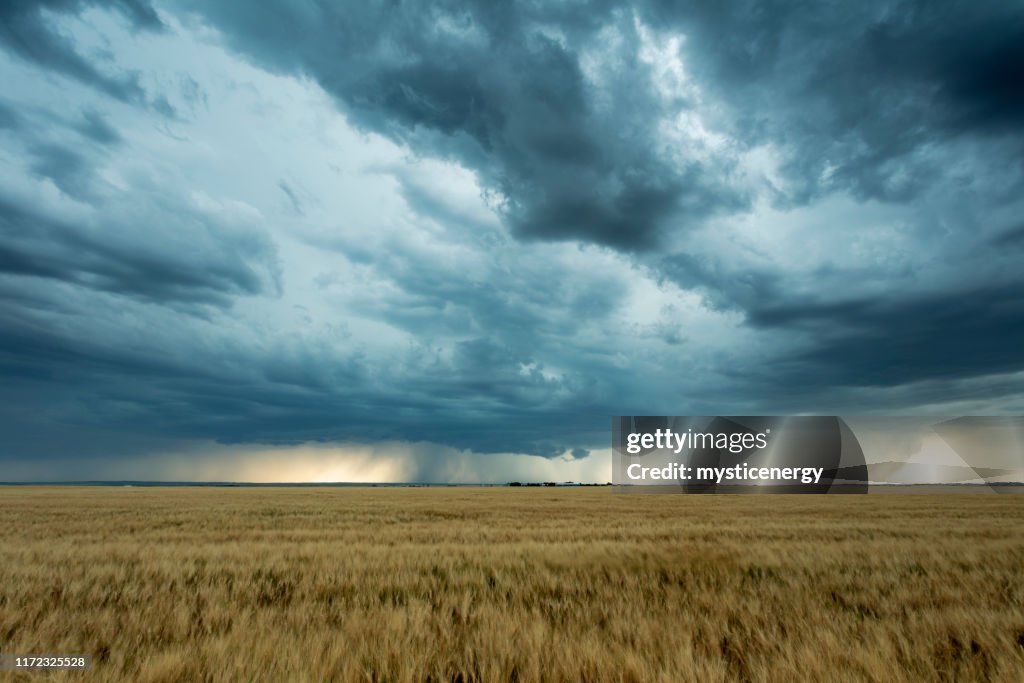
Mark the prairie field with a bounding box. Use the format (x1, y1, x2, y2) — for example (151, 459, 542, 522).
(0, 487, 1023, 682)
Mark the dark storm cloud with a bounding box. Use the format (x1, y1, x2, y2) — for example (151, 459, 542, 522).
(174, 0, 1024, 369)
(74, 109, 121, 145)
(0, 101, 21, 130)
(0, 98, 119, 148)
(641, 0, 1024, 395)
(173, 0, 747, 250)
(0, 196, 280, 306)
(644, 0, 1024, 203)
(3, 0, 1024, 470)
(0, 301, 605, 459)
(174, 0, 1024, 236)
(1, 166, 621, 458)
(27, 143, 92, 198)
(746, 283, 1024, 388)
(659, 230, 1024, 392)
(0, 0, 163, 105)
(992, 223, 1024, 248)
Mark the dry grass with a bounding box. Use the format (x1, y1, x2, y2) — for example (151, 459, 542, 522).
(1, 487, 1023, 682)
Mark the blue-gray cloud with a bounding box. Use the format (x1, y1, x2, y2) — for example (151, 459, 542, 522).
(173, 0, 750, 250)
(169, 0, 1024, 389)
(1, 0, 1024, 474)
(0, 0, 162, 103)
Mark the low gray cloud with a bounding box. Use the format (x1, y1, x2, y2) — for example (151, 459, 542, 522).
(74, 109, 122, 145)
(0, 0, 162, 103)
(0, 195, 280, 306)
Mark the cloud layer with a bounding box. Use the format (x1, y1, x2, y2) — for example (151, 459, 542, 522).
(1, 0, 1023, 478)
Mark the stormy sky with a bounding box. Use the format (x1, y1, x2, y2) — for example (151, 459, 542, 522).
(1, 0, 1023, 481)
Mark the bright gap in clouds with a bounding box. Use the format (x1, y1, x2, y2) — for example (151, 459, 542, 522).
(1, 441, 613, 484)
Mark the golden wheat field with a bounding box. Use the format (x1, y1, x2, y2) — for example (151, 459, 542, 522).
(0, 487, 1023, 682)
